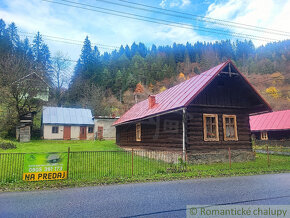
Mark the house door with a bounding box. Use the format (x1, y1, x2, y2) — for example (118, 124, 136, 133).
(98, 126, 103, 140)
(80, 126, 87, 140)
(63, 126, 71, 140)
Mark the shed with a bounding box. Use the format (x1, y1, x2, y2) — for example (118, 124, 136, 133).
(114, 60, 272, 163)
(94, 116, 119, 140)
(42, 107, 94, 140)
(16, 112, 35, 142)
(250, 110, 290, 142)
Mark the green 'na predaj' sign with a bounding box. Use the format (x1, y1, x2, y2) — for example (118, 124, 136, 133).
(23, 153, 68, 181)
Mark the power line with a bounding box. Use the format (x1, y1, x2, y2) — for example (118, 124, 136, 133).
(94, 0, 290, 38)
(19, 33, 117, 51)
(116, 0, 290, 36)
(56, 0, 280, 42)
(42, 0, 280, 42)
(19, 31, 118, 50)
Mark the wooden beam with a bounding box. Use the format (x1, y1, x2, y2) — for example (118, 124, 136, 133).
(219, 72, 239, 76)
(182, 108, 186, 160)
(190, 104, 247, 109)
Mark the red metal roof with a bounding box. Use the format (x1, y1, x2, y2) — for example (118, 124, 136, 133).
(114, 60, 270, 126)
(250, 110, 290, 131)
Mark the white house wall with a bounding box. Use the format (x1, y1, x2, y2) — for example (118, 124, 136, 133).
(43, 125, 64, 140)
(43, 125, 94, 140)
(94, 119, 117, 139)
(71, 126, 80, 140)
(87, 130, 94, 140)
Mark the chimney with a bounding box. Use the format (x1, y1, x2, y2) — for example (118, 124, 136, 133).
(148, 95, 156, 109)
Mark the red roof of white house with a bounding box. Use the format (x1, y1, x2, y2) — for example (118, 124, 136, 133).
(250, 110, 290, 131)
(114, 60, 271, 126)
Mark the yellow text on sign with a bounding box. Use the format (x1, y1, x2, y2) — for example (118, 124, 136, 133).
(23, 171, 67, 181)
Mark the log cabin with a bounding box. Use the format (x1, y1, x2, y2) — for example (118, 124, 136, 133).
(250, 110, 290, 147)
(113, 60, 272, 163)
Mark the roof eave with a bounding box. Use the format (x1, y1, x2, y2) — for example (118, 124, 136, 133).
(113, 106, 185, 126)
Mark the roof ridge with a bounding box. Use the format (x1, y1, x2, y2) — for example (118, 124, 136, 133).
(113, 61, 229, 126)
(131, 61, 228, 107)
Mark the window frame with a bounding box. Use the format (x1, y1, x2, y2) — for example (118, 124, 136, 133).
(222, 115, 238, 141)
(52, 126, 59, 134)
(260, 131, 268, 140)
(136, 123, 141, 142)
(203, 114, 219, 141)
(88, 126, 94, 133)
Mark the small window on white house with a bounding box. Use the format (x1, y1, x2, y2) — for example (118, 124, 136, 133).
(261, 131, 268, 140)
(136, 123, 141, 141)
(223, 115, 238, 141)
(52, 126, 59, 134)
(88, 127, 94, 133)
(203, 114, 219, 141)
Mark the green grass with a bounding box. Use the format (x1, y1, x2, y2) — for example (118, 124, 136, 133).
(1, 153, 289, 192)
(0, 140, 121, 153)
(0, 140, 289, 192)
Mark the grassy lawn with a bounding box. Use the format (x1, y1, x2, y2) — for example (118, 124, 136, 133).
(0, 140, 289, 192)
(0, 140, 121, 153)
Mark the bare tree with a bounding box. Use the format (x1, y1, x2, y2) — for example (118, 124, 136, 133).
(51, 51, 71, 106)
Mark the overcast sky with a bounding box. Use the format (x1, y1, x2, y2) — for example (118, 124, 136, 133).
(0, 0, 289, 61)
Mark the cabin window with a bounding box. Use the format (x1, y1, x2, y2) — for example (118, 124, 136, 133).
(136, 123, 141, 141)
(223, 115, 238, 141)
(203, 114, 219, 141)
(88, 127, 94, 133)
(52, 126, 59, 134)
(261, 131, 268, 140)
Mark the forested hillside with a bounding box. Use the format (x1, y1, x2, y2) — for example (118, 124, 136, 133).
(0, 19, 289, 137)
(69, 36, 290, 115)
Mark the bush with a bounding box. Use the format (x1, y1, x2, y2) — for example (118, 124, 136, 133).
(0, 139, 17, 150)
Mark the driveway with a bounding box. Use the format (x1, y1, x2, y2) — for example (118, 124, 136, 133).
(1, 173, 290, 217)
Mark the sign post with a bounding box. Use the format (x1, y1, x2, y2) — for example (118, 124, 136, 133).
(23, 152, 68, 181)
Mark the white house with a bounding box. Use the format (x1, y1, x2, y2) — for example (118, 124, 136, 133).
(42, 107, 94, 140)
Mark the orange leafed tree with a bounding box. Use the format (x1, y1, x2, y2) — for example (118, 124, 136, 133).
(178, 72, 185, 80)
(134, 82, 144, 94)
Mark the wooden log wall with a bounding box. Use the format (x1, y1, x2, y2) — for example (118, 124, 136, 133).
(252, 130, 290, 141)
(116, 112, 183, 151)
(186, 106, 252, 153)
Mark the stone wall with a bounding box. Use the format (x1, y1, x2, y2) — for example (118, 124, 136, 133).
(121, 147, 255, 164)
(122, 147, 183, 163)
(187, 150, 255, 164)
